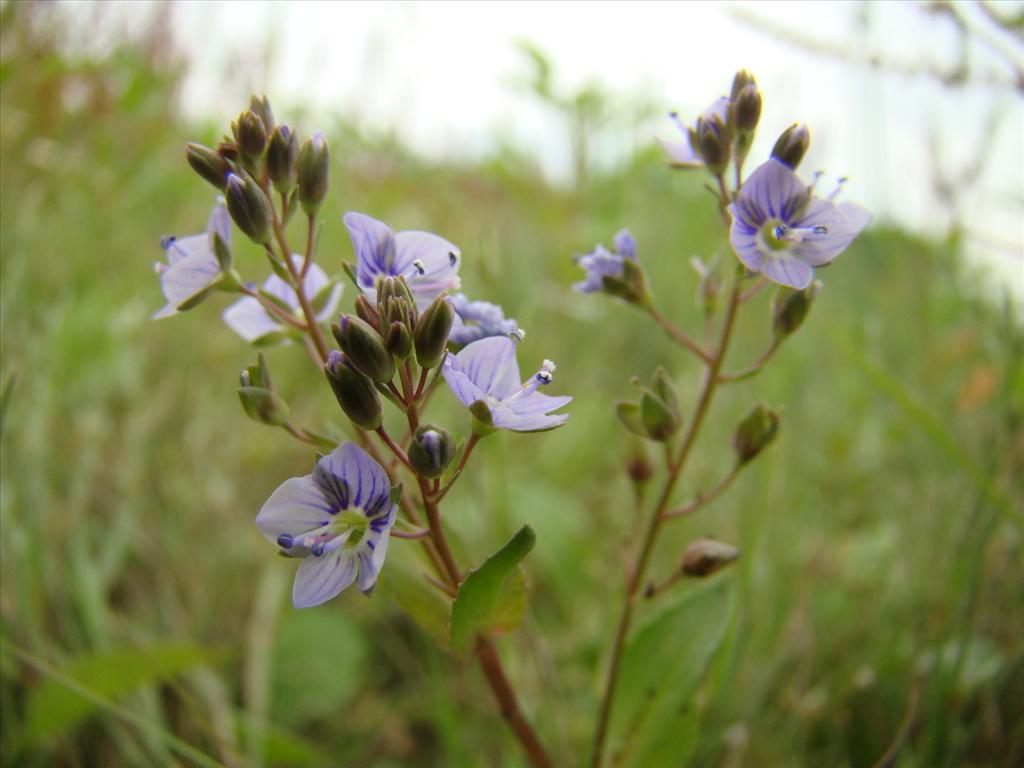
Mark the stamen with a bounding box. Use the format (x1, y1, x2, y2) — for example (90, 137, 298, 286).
(668, 111, 688, 135)
(541, 359, 556, 373)
(536, 370, 553, 385)
(448, 251, 458, 266)
(411, 259, 426, 275)
(277, 534, 294, 549)
(160, 235, 176, 250)
(509, 328, 526, 343)
(827, 177, 848, 201)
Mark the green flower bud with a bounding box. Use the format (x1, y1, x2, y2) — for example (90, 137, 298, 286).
(386, 321, 413, 359)
(354, 294, 380, 329)
(241, 352, 273, 390)
(772, 281, 821, 340)
(695, 115, 730, 174)
(324, 351, 382, 430)
(414, 294, 454, 369)
(730, 83, 762, 135)
(733, 403, 780, 464)
(650, 367, 679, 415)
(232, 110, 268, 165)
(249, 94, 275, 134)
(266, 124, 298, 194)
(681, 538, 740, 577)
(225, 171, 272, 244)
(771, 123, 810, 170)
(730, 70, 756, 100)
(185, 143, 232, 191)
(297, 130, 329, 216)
(641, 390, 679, 442)
(407, 425, 456, 479)
(601, 257, 652, 307)
(469, 400, 497, 437)
(238, 386, 289, 426)
(331, 315, 394, 383)
(616, 401, 648, 438)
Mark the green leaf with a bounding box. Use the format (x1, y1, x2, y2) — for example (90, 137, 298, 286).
(612, 578, 736, 768)
(25, 643, 223, 742)
(381, 552, 452, 647)
(450, 525, 536, 654)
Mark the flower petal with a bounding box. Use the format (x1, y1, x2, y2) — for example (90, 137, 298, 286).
(657, 137, 703, 167)
(207, 198, 231, 248)
(492, 406, 570, 432)
(442, 352, 490, 407)
(293, 550, 358, 608)
(255, 475, 336, 542)
(452, 336, 521, 400)
(760, 254, 814, 290)
(728, 218, 763, 272)
(153, 250, 220, 319)
(357, 523, 392, 594)
(161, 232, 209, 267)
(344, 212, 397, 291)
(222, 296, 282, 342)
(314, 443, 390, 512)
(793, 200, 872, 266)
(740, 159, 809, 222)
(448, 293, 518, 345)
(613, 229, 636, 260)
(395, 231, 462, 305)
(302, 262, 343, 322)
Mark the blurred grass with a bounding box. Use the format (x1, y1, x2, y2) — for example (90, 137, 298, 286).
(1, 4, 1022, 767)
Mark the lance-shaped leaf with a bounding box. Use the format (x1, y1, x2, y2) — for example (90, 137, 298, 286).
(450, 525, 536, 654)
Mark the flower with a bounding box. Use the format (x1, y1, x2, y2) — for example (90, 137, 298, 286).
(448, 293, 520, 345)
(255, 443, 397, 608)
(222, 256, 342, 343)
(343, 211, 461, 307)
(573, 228, 637, 294)
(442, 336, 571, 432)
(657, 98, 729, 169)
(152, 199, 230, 319)
(729, 159, 871, 289)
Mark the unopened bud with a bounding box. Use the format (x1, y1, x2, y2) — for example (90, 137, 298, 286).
(772, 281, 821, 340)
(601, 257, 652, 307)
(733, 403, 780, 464)
(354, 294, 380, 328)
(249, 94, 274, 134)
(240, 352, 273, 390)
(225, 172, 272, 244)
(681, 538, 740, 577)
(232, 110, 267, 164)
(730, 84, 762, 135)
(625, 445, 654, 485)
(730, 70, 757, 102)
(238, 386, 289, 426)
(324, 350, 382, 430)
(297, 130, 329, 216)
(386, 321, 413, 359)
(186, 143, 232, 191)
(771, 123, 810, 169)
(266, 124, 298, 194)
(641, 391, 679, 442)
(695, 115, 730, 174)
(616, 401, 648, 438)
(331, 315, 394, 383)
(414, 294, 455, 369)
(408, 425, 456, 479)
(469, 400, 496, 437)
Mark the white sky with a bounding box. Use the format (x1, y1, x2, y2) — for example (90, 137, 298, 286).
(66, 0, 1024, 298)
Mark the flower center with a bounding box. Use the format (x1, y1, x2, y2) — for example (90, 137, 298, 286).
(759, 219, 829, 253)
(278, 509, 369, 556)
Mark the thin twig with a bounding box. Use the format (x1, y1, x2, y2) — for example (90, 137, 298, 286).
(646, 306, 714, 365)
(663, 464, 742, 520)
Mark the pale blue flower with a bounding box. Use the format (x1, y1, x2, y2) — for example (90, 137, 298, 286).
(153, 199, 230, 319)
(448, 293, 519, 345)
(222, 256, 342, 343)
(256, 443, 397, 608)
(729, 159, 871, 289)
(343, 211, 461, 307)
(442, 336, 571, 432)
(574, 229, 636, 294)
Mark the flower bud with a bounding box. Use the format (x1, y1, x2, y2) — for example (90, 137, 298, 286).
(240, 353, 273, 390)
(324, 350, 382, 430)
(225, 172, 272, 244)
(771, 123, 810, 169)
(297, 130, 329, 216)
(186, 143, 233, 191)
(729, 70, 757, 102)
(601, 257, 652, 307)
(386, 321, 413, 359)
(238, 386, 290, 426)
(695, 115, 730, 174)
(407, 425, 456, 479)
(616, 401, 648, 438)
(266, 124, 298, 194)
(730, 84, 762, 135)
(232, 110, 268, 164)
(733, 403, 780, 464)
(469, 400, 497, 437)
(414, 294, 454, 369)
(249, 94, 275, 134)
(354, 294, 380, 329)
(772, 281, 821, 340)
(641, 390, 679, 442)
(681, 538, 740, 577)
(331, 314, 394, 383)
(625, 444, 654, 485)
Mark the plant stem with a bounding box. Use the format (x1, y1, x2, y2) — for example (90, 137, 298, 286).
(663, 463, 742, 519)
(646, 306, 714, 365)
(591, 281, 742, 768)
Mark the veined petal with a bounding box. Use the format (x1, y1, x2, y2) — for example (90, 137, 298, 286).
(442, 352, 491, 407)
(255, 475, 336, 542)
(760, 253, 814, 290)
(344, 212, 397, 290)
(741, 159, 809, 221)
(452, 336, 521, 400)
(153, 250, 220, 319)
(502, 392, 572, 417)
(293, 550, 358, 608)
(314, 443, 389, 512)
(162, 232, 209, 267)
(792, 200, 872, 266)
(728, 218, 763, 272)
(206, 198, 231, 248)
(223, 296, 283, 342)
(357, 523, 392, 594)
(492, 407, 569, 432)
(395, 231, 462, 305)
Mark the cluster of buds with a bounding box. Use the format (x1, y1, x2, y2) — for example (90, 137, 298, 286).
(185, 95, 330, 246)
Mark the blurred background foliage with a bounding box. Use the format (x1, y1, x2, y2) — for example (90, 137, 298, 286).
(1, 2, 1022, 767)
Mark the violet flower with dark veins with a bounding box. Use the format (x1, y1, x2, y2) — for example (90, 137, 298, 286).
(152, 199, 230, 319)
(729, 158, 871, 289)
(448, 293, 520, 345)
(443, 336, 571, 432)
(573, 229, 636, 294)
(343, 211, 461, 307)
(255, 443, 397, 608)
